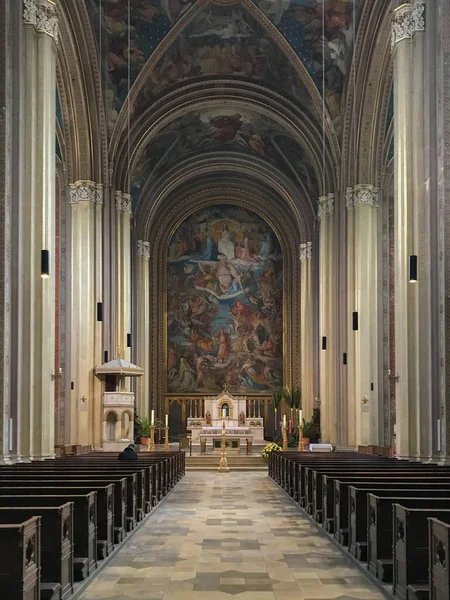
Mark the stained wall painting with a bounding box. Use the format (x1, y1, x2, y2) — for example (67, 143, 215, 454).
(167, 204, 283, 394)
(131, 107, 319, 206)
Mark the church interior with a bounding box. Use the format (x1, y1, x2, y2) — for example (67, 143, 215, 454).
(0, 0, 450, 599)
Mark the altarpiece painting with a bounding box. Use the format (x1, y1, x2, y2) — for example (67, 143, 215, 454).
(167, 205, 283, 394)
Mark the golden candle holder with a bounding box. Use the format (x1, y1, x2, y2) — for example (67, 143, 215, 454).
(218, 427, 230, 472)
(149, 425, 155, 452)
(297, 425, 304, 452)
(164, 427, 169, 451)
(282, 426, 288, 452)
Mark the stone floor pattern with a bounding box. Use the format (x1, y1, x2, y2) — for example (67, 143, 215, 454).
(80, 472, 385, 600)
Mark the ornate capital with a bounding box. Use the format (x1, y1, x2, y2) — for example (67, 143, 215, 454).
(23, 0, 58, 41)
(69, 180, 103, 205)
(317, 194, 335, 220)
(346, 184, 379, 208)
(137, 240, 150, 259)
(392, 3, 413, 46)
(115, 191, 132, 215)
(299, 242, 312, 261)
(412, 2, 426, 32)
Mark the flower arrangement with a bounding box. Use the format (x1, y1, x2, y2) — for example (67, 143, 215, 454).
(261, 441, 282, 461)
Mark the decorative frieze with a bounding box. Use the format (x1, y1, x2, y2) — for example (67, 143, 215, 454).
(23, 0, 58, 41)
(137, 240, 150, 259)
(392, 2, 426, 45)
(115, 191, 132, 215)
(346, 184, 379, 209)
(299, 241, 312, 261)
(317, 194, 335, 220)
(69, 180, 103, 205)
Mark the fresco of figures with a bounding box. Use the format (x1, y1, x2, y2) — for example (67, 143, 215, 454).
(167, 205, 283, 394)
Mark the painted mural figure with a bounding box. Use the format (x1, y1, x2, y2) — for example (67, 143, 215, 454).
(167, 205, 282, 394)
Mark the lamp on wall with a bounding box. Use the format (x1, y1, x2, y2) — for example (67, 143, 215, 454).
(322, 336, 327, 350)
(408, 255, 418, 283)
(41, 250, 50, 278)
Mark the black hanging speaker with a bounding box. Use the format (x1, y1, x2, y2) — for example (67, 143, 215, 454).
(104, 351, 109, 363)
(97, 302, 103, 322)
(41, 249, 50, 278)
(409, 255, 418, 282)
(352, 311, 359, 331)
(343, 353, 347, 365)
(322, 336, 327, 351)
(127, 333, 132, 348)
(371, 382, 374, 391)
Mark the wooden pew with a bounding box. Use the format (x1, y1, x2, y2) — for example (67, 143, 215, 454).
(348, 483, 450, 561)
(428, 518, 450, 600)
(0, 492, 96, 581)
(368, 495, 450, 583)
(0, 516, 41, 600)
(0, 504, 73, 600)
(0, 479, 114, 558)
(393, 506, 450, 600)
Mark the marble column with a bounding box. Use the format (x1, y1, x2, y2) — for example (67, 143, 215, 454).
(392, 3, 421, 459)
(115, 192, 132, 370)
(300, 242, 314, 421)
(346, 185, 379, 447)
(20, 0, 58, 460)
(69, 181, 103, 448)
(136, 240, 150, 418)
(318, 194, 336, 444)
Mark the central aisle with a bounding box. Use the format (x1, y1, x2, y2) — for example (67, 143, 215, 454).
(80, 472, 384, 600)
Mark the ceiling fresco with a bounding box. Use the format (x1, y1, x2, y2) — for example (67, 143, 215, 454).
(130, 107, 319, 204)
(86, 0, 361, 134)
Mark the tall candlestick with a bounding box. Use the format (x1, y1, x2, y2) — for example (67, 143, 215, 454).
(283, 414, 286, 428)
(165, 414, 168, 428)
(299, 409, 303, 424)
(151, 409, 154, 426)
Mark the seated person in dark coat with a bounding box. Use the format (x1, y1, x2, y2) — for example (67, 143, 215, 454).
(118, 443, 138, 460)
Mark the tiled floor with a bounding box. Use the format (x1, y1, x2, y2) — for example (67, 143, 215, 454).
(79, 472, 385, 600)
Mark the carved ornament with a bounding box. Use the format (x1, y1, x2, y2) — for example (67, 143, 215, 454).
(69, 180, 103, 205)
(392, 3, 425, 45)
(137, 240, 150, 259)
(346, 184, 379, 209)
(299, 241, 312, 261)
(115, 191, 132, 215)
(23, 0, 58, 41)
(318, 194, 335, 220)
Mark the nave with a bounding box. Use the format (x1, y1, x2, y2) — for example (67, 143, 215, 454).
(79, 472, 383, 600)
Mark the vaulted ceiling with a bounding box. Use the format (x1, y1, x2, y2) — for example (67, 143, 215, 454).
(78, 0, 363, 216)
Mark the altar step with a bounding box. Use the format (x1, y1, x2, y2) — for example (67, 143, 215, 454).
(185, 455, 267, 471)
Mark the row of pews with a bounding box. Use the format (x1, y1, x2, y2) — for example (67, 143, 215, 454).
(0, 451, 185, 600)
(269, 451, 450, 600)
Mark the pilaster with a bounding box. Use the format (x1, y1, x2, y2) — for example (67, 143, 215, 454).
(136, 240, 150, 419)
(299, 242, 314, 421)
(115, 191, 132, 371)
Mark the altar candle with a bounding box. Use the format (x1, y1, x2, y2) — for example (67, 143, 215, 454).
(283, 415, 286, 428)
(299, 409, 303, 425)
(151, 410, 154, 426)
(165, 414, 168, 428)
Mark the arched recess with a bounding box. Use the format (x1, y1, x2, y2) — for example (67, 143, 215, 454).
(136, 180, 306, 418)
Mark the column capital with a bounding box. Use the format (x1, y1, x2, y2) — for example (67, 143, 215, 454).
(137, 240, 150, 259)
(23, 0, 58, 41)
(318, 194, 335, 220)
(392, 2, 425, 45)
(412, 2, 426, 33)
(299, 241, 312, 261)
(346, 184, 379, 209)
(115, 191, 132, 215)
(69, 180, 103, 205)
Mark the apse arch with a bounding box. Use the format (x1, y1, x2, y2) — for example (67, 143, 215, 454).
(136, 182, 307, 418)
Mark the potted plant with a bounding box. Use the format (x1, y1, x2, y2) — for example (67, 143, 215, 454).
(271, 389, 283, 430)
(137, 416, 151, 446)
(301, 418, 317, 446)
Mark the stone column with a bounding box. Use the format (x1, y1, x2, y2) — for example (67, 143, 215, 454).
(346, 185, 379, 447)
(318, 194, 336, 444)
(300, 242, 314, 420)
(20, 0, 58, 460)
(69, 181, 103, 448)
(115, 192, 132, 369)
(392, 3, 420, 459)
(136, 240, 150, 418)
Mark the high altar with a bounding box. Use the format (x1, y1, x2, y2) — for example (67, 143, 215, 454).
(187, 387, 265, 453)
